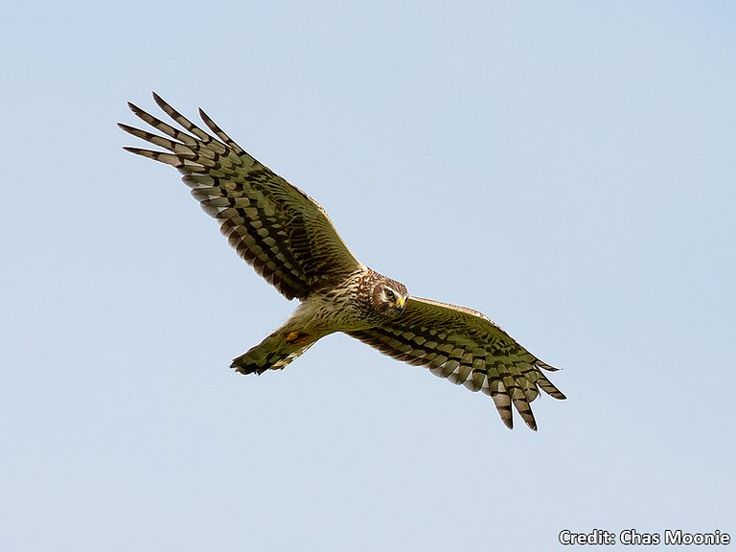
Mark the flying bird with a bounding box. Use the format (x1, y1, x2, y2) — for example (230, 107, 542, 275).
(120, 94, 566, 430)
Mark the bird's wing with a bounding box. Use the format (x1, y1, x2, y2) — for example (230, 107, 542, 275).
(119, 93, 362, 300)
(347, 296, 565, 430)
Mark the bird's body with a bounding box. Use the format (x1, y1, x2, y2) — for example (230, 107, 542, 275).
(120, 94, 566, 430)
(233, 267, 407, 373)
(285, 268, 401, 331)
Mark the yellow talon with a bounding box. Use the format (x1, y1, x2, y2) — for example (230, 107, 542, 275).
(285, 331, 300, 343)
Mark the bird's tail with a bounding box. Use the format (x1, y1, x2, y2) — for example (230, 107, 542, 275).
(231, 329, 316, 375)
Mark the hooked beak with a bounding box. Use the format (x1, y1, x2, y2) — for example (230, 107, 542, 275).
(396, 296, 406, 310)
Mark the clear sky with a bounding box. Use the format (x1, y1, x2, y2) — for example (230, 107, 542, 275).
(1, 1, 734, 550)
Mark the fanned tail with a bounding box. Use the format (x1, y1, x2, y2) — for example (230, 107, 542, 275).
(232, 330, 316, 375)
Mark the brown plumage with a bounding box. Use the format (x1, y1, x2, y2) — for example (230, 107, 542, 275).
(120, 93, 566, 430)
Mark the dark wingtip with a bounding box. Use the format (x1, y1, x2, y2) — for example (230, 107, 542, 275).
(122, 146, 161, 160)
(117, 122, 138, 135)
(127, 101, 142, 114)
(519, 407, 538, 431)
(198, 107, 216, 126)
(539, 360, 561, 372)
(152, 91, 169, 111)
(198, 107, 215, 128)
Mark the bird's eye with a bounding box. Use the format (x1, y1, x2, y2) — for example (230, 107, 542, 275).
(385, 289, 395, 300)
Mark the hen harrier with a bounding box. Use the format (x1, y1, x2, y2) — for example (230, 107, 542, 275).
(120, 94, 565, 430)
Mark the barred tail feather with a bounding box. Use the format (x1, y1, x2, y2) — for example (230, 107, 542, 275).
(232, 331, 316, 375)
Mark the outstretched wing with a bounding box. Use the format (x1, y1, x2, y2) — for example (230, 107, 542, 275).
(119, 93, 362, 300)
(348, 296, 565, 430)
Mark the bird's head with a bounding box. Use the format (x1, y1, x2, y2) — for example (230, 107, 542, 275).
(372, 278, 409, 317)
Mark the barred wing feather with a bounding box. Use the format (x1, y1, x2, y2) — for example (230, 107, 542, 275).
(119, 93, 361, 300)
(348, 296, 565, 430)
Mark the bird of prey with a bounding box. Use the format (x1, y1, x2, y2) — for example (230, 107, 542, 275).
(119, 94, 566, 430)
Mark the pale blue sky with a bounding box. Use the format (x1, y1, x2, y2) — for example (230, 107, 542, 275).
(1, 2, 735, 550)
